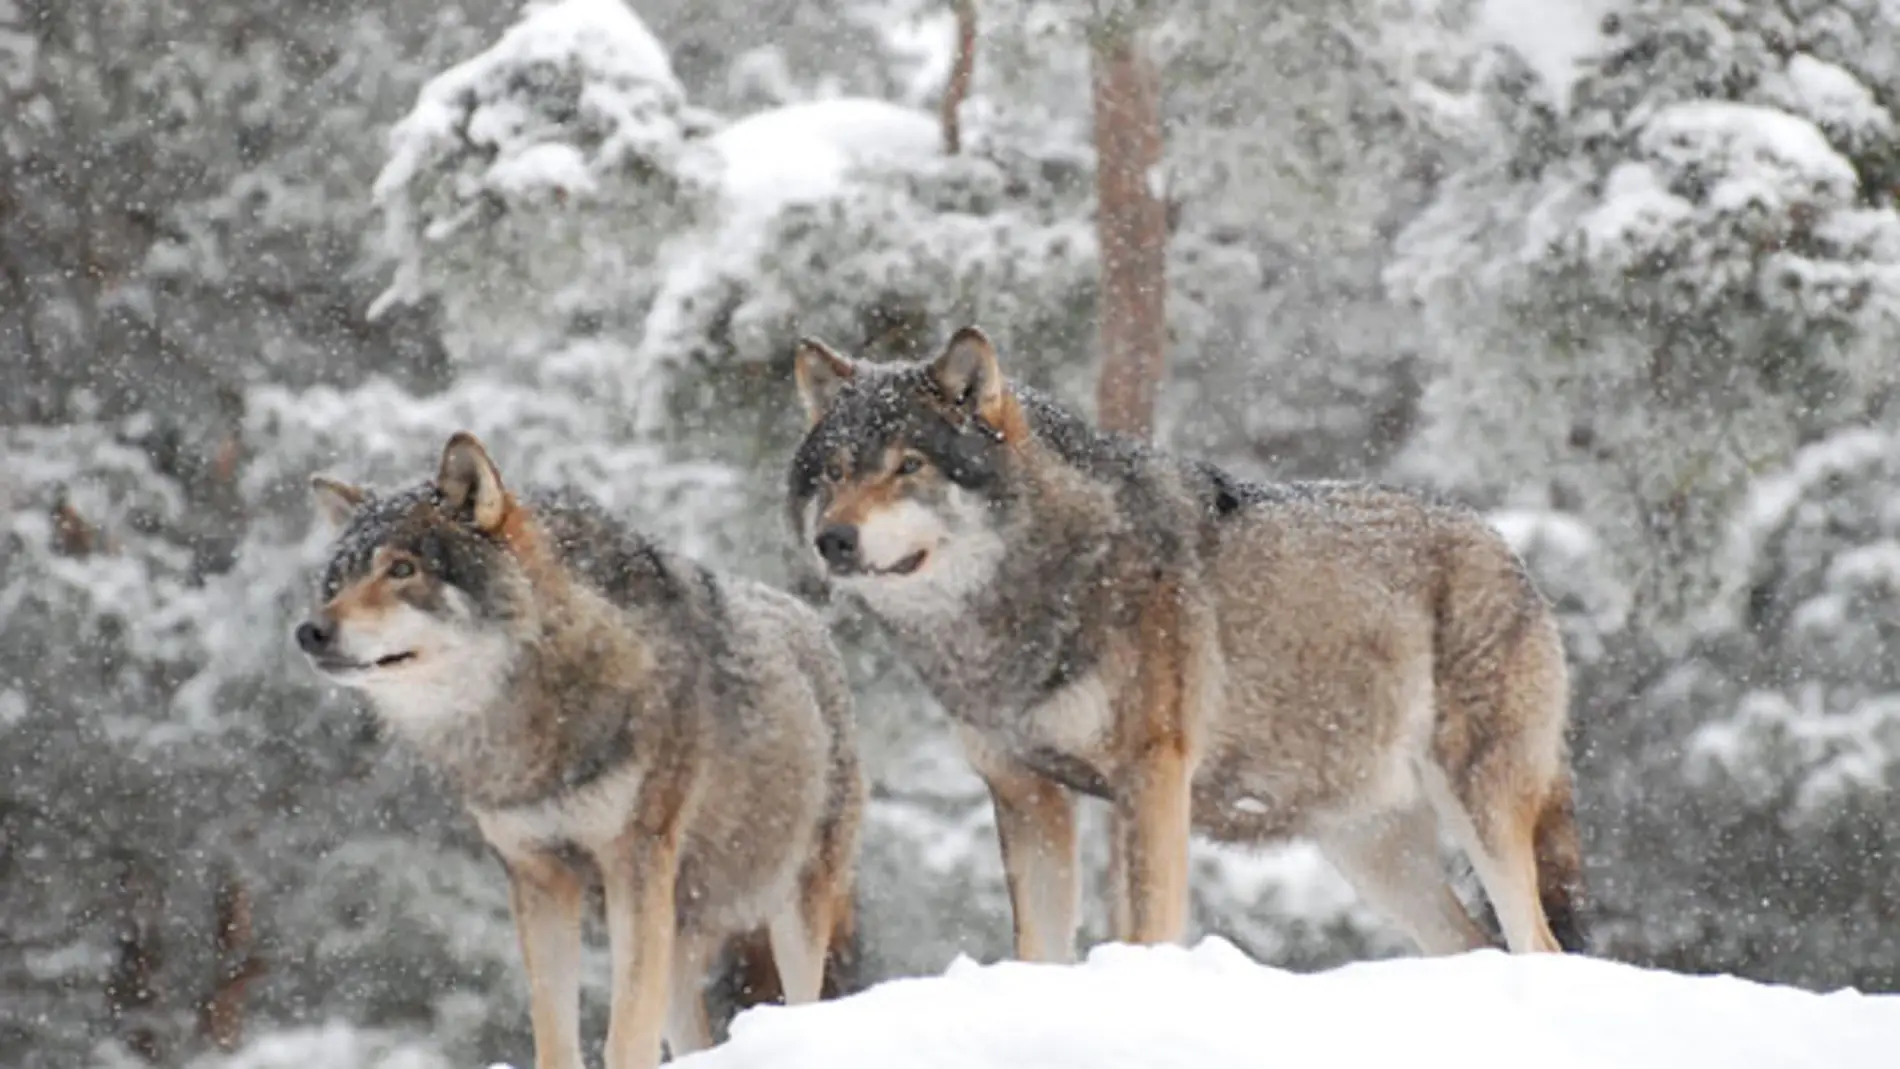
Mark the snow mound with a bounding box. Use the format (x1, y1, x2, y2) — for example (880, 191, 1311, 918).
(676, 938, 1900, 1069)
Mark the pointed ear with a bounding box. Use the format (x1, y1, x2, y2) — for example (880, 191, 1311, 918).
(793, 338, 856, 426)
(310, 476, 366, 530)
(929, 325, 1007, 425)
(436, 432, 509, 534)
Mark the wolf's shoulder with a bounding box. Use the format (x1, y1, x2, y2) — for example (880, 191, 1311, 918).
(523, 486, 712, 612)
(1013, 386, 1164, 483)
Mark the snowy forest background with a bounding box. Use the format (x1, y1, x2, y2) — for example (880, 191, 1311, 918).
(4, 0, 1900, 1065)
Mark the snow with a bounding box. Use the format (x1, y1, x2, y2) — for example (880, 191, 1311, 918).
(1761, 54, 1893, 143)
(1490, 507, 1603, 564)
(1729, 427, 1891, 561)
(369, 0, 697, 316)
(375, 0, 683, 204)
(661, 938, 1900, 1069)
(1687, 687, 1900, 825)
(1478, 0, 1615, 108)
(708, 98, 941, 224)
(183, 1022, 452, 1069)
(637, 96, 941, 367)
(1638, 101, 1858, 207)
(1195, 843, 1365, 931)
(483, 143, 595, 199)
(1575, 161, 1687, 262)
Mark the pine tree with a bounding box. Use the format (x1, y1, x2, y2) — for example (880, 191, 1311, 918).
(1390, 0, 1900, 642)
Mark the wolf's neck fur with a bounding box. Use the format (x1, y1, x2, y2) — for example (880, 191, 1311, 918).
(847, 438, 1119, 720)
(368, 567, 654, 808)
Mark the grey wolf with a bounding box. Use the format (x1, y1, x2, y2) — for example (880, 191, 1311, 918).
(295, 433, 863, 1069)
(784, 326, 1584, 963)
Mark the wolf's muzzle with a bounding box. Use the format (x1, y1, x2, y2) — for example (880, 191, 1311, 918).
(295, 615, 336, 655)
(815, 524, 861, 572)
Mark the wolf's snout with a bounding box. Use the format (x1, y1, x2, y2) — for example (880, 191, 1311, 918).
(815, 524, 860, 570)
(295, 616, 336, 655)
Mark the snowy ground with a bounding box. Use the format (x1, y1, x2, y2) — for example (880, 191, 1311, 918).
(670, 938, 1900, 1069)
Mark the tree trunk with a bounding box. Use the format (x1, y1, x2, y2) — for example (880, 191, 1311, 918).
(197, 869, 265, 1053)
(103, 854, 165, 1063)
(1089, 13, 1167, 440)
(942, 0, 978, 155)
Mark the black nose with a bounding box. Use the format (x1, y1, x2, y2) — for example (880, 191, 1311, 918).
(295, 618, 335, 655)
(815, 525, 860, 569)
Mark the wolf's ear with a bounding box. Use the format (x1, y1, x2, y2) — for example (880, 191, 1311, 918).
(793, 338, 856, 426)
(310, 476, 366, 530)
(436, 432, 509, 534)
(930, 325, 1007, 426)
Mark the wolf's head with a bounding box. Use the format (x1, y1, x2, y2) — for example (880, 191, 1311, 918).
(786, 326, 1028, 612)
(294, 432, 531, 727)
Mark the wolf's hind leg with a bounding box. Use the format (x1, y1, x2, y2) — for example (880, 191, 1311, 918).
(768, 762, 862, 1005)
(1428, 596, 1576, 955)
(1424, 715, 1568, 954)
(1316, 802, 1493, 956)
(1432, 791, 1560, 954)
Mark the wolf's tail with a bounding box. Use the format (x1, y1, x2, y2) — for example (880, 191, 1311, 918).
(1534, 768, 1589, 953)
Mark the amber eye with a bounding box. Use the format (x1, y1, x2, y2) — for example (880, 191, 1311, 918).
(823, 460, 845, 482)
(387, 559, 417, 580)
(895, 453, 924, 476)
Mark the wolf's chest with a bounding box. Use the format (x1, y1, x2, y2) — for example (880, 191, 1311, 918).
(1008, 669, 1116, 754)
(944, 668, 1120, 796)
(471, 762, 646, 857)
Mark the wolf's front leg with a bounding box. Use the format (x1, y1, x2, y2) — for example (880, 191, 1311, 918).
(1104, 818, 1131, 942)
(599, 828, 682, 1069)
(1114, 740, 1193, 944)
(964, 735, 1080, 963)
(501, 852, 587, 1069)
(1114, 583, 1205, 946)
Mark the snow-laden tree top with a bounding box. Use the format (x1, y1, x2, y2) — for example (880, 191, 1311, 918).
(1388, 0, 1900, 639)
(369, 0, 717, 318)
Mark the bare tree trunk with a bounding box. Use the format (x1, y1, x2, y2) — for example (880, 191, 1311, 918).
(1089, 11, 1168, 440)
(942, 0, 978, 154)
(104, 853, 165, 1063)
(197, 868, 264, 1053)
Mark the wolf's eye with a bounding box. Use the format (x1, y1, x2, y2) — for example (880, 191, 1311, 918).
(895, 454, 924, 476)
(823, 460, 844, 482)
(387, 559, 416, 580)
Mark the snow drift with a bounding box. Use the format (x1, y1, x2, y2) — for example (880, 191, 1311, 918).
(673, 938, 1900, 1069)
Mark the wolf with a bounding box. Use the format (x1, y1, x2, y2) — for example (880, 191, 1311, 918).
(784, 326, 1585, 964)
(295, 432, 863, 1069)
